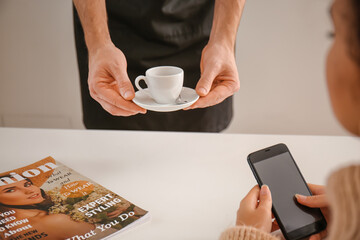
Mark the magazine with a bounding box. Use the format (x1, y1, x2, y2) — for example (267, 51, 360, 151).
(0, 157, 149, 240)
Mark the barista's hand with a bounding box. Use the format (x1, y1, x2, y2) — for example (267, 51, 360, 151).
(185, 43, 240, 109)
(88, 43, 146, 116)
(236, 185, 274, 233)
(296, 184, 330, 240)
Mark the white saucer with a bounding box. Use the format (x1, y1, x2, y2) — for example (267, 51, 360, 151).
(132, 87, 199, 112)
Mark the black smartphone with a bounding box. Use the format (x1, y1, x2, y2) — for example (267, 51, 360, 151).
(247, 143, 327, 240)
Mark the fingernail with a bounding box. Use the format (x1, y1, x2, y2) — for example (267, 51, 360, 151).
(260, 185, 269, 195)
(198, 87, 207, 95)
(295, 194, 306, 201)
(124, 91, 132, 99)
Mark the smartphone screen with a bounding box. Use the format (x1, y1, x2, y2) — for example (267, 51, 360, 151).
(248, 144, 326, 240)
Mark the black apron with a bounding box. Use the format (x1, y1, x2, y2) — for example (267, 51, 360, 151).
(73, 0, 233, 132)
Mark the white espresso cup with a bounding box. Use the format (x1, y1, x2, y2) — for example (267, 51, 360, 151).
(135, 66, 184, 104)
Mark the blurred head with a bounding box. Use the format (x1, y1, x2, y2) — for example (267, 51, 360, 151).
(326, 165, 360, 240)
(0, 178, 44, 206)
(326, 0, 360, 135)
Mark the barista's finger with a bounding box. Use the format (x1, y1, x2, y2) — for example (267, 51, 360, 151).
(196, 66, 219, 96)
(109, 65, 135, 100)
(95, 85, 146, 113)
(93, 97, 140, 116)
(186, 83, 231, 109)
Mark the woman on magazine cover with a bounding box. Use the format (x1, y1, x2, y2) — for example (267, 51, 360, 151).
(0, 176, 95, 240)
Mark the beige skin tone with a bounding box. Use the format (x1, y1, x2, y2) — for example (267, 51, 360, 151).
(0, 179, 44, 205)
(0, 180, 94, 240)
(295, 184, 330, 240)
(326, 0, 360, 135)
(236, 0, 360, 239)
(73, 0, 245, 116)
(236, 185, 273, 233)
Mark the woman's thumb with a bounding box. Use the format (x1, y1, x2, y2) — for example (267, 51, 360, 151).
(259, 185, 272, 209)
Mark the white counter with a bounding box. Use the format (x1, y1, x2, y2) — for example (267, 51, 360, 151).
(0, 128, 359, 240)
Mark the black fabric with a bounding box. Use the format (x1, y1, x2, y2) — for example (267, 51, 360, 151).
(73, 0, 233, 132)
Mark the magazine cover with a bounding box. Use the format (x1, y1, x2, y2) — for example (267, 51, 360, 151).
(0, 157, 149, 240)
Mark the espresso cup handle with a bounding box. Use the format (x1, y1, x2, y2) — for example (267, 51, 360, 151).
(135, 75, 148, 93)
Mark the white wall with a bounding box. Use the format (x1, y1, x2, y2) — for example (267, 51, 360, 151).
(0, 0, 349, 135)
(225, 0, 347, 135)
(0, 0, 82, 129)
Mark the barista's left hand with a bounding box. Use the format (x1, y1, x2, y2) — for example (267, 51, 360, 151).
(185, 43, 240, 109)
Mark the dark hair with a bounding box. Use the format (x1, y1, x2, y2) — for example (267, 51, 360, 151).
(0, 175, 54, 212)
(349, 0, 360, 64)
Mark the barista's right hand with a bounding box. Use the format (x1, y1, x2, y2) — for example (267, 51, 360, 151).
(88, 43, 146, 116)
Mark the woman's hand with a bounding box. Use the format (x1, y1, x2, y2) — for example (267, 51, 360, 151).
(295, 184, 330, 240)
(236, 185, 274, 233)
